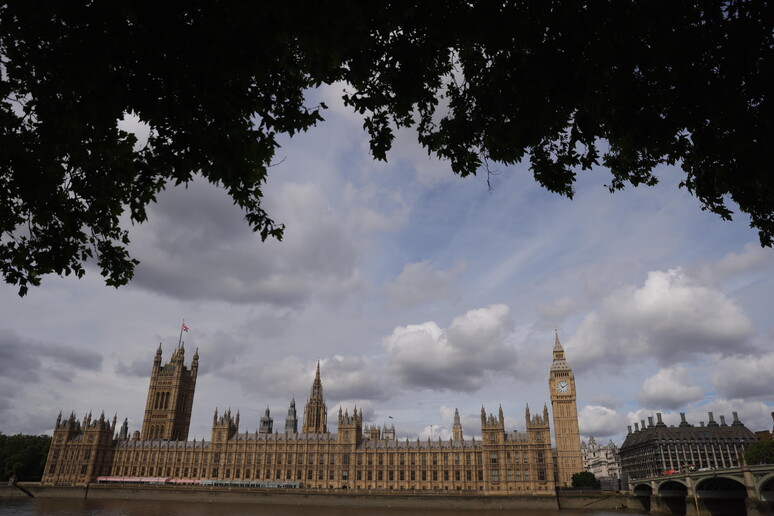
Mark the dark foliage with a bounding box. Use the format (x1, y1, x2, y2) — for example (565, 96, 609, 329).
(0, 433, 51, 481)
(1, 1, 772, 294)
(744, 441, 774, 465)
(572, 470, 601, 489)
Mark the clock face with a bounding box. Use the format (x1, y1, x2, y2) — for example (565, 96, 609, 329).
(557, 380, 570, 393)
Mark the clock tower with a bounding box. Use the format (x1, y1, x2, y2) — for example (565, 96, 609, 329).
(549, 330, 583, 487)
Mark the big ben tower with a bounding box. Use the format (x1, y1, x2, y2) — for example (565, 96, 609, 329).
(549, 330, 583, 487)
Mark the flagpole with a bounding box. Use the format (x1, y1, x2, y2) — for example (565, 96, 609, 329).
(178, 319, 185, 348)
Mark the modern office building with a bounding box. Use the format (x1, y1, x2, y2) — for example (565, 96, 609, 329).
(619, 411, 757, 479)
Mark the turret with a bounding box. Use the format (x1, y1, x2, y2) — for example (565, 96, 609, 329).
(525, 402, 551, 446)
(452, 408, 463, 442)
(119, 418, 129, 440)
(366, 425, 381, 441)
(211, 408, 239, 442)
(481, 405, 505, 443)
(259, 406, 273, 434)
(285, 397, 298, 434)
(337, 405, 363, 445)
(191, 348, 199, 379)
(382, 423, 395, 441)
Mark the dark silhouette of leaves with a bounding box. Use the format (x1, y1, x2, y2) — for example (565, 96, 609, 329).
(1, 1, 771, 294)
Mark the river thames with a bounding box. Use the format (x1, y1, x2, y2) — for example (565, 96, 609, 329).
(0, 498, 648, 516)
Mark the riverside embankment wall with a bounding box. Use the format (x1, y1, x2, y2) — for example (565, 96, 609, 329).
(4, 484, 641, 511)
(0, 485, 31, 498)
(556, 493, 643, 511)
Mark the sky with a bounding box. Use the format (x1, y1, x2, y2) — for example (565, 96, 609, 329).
(1, 84, 772, 448)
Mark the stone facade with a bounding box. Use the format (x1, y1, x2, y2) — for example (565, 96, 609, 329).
(548, 331, 583, 487)
(619, 411, 757, 480)
(43, 337, 579, 493)
(581, 436, 621, 486)
(141, 344, 198, 441)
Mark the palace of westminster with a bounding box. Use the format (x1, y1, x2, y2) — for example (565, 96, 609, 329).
(43, 333, 585, 492)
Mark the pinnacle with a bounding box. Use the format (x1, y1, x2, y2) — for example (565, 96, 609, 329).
(553, 329, 563, 351)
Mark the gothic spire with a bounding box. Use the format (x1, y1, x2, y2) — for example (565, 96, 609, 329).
(551, 330, 571, 372)
(309, 360, 324, 400)
(302, 362, 327, 433)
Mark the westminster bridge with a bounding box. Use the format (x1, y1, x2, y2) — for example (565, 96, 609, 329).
(629, 464, 774, 516)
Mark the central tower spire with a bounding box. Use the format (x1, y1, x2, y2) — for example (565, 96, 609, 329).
(302, 361, 328, 433)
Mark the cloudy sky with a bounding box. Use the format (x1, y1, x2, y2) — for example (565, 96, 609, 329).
(1, 84, 772, 447)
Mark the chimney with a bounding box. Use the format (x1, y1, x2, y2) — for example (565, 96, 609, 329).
(719, 415, 727, 426)
(634, 422, 639, 432)
(627, 425, 632, 435)
(679, 412, 690, 427)
(707, 412, 718, 427)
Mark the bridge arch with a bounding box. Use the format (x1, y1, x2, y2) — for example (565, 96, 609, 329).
(657, 480, 688, 514)
(632, 482, 652, 497)
(694, 475, 747, 515)
(630, 482, 652, 512)
(657, 478, 687, 492)
(694, 474, 747, 496)
(759, 473, 774, 503)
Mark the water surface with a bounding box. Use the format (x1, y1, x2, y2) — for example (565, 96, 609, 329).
(0, 498, 648, 516)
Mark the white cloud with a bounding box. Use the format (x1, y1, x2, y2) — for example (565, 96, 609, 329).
(578, 405, 629, 438)
(383, 304, 517, 391)
(685, 399, 774, 432)
(626, 400, 774, 436)
(711, 352, 774, 399)
(228, 355, 390, 407)
(386, 260, 467, 308)
(637, 365, 704, 409)
(569, 268, 756, 370)
(341, 183, 410, 233)
(130, 180, 365, 306)
(590, 394, 623, 409)
(536, 296, 578, 325)
(689, 242, 774, 285)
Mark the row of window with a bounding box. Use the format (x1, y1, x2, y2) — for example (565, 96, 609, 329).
(112, 450, 539, 467)
(111, 465, 543, 484)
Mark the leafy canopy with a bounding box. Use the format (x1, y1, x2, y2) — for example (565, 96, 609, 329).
(0, 433, 51, 481)
(572, 470, 601, 489)
(743, 441, 774, 465)
(1, 2, 772, 294)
